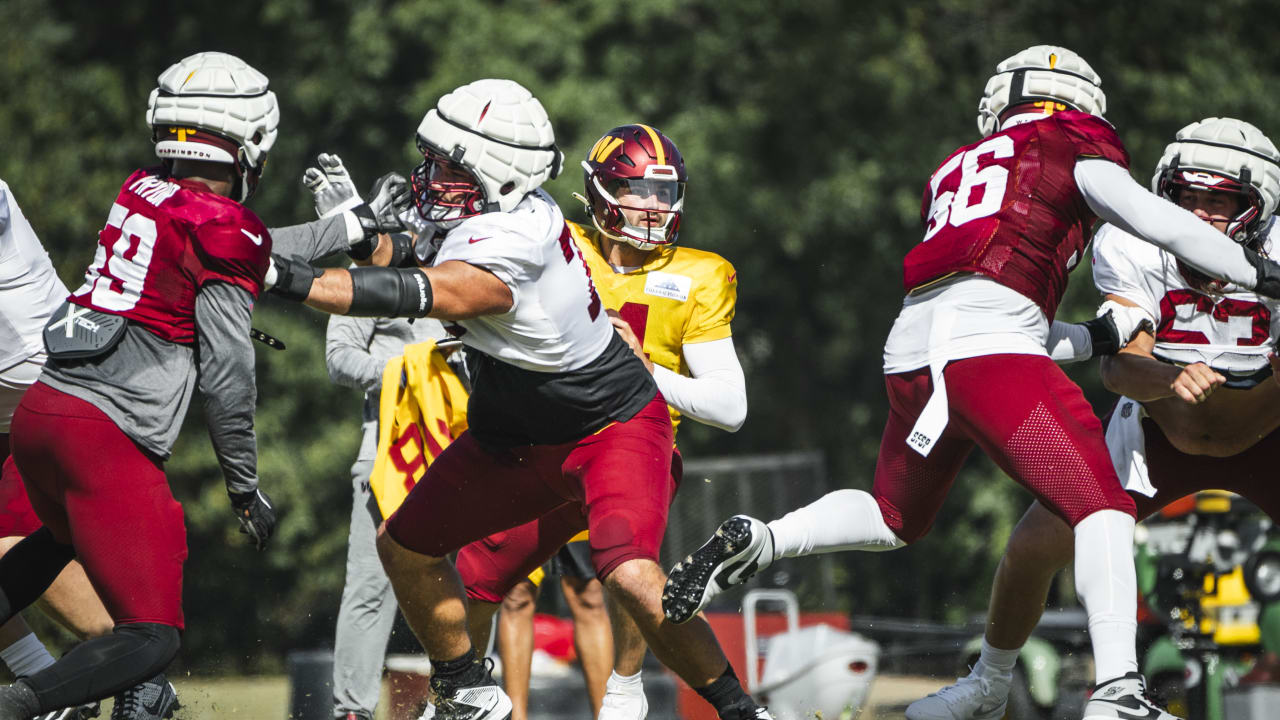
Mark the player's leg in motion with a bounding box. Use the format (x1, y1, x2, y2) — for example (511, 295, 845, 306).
(377, 432, 583, 720)
(915, 355, 1163, 720)
(571, 401, 768, 720)
(600, 594, 650, 720)
(0, 385, 182, 719)
(332, 461, 398, 720)
(661, 366, 955, 622)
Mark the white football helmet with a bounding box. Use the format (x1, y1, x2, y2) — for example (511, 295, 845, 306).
(410, 79, 562, 225)
(977, 45, 1106, 137)
(1152, 117, 1280, 247)
(146, 52, 279, 202)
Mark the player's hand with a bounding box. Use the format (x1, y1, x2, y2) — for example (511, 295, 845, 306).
(608, 310, 653, 372)
(303, 153, 362, 218)
(348, 173, 410, 260)
(229, 488, 276, 551)
(1170, 362, 1225, 404)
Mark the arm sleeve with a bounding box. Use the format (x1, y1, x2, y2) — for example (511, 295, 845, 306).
(195, 282, 259, 495)
(324, 314, 384, 393)
(268, 215, 354, 262)
(1045, 321, 1093, 364)
(652, 336, 747, 431)
(1075, 159, 1258, 288)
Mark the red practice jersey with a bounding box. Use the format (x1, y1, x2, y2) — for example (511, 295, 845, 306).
(69, 167, 272, 344)
(902, 111, 1130, 321)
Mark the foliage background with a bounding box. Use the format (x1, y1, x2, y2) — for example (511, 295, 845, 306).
(4, 0, 1280, 672)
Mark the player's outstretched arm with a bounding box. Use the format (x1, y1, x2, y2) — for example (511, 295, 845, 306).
(267, 255, 512, 320)
(1075, 159, 1280, 296)
(1095, 292, 1225, 404)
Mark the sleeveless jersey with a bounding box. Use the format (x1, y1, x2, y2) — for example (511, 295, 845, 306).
(0, 179, 69, 370)
(68, 167, 272, 344)
(432, 191, 656, 446)
(1093, 221, 1280, 384)
(903, 111, 1130, 321)
(570, 222, 737, 435)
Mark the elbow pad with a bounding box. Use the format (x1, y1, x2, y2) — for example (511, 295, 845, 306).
(348, 266, 433, 317)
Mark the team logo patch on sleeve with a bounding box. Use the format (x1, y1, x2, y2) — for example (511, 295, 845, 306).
(644, 271, 692, 302)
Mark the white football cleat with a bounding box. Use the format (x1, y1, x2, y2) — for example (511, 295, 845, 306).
(663, 515, 774, 624)
(429, 667, 511, 720)
(905, 672, 1010, 720)
(1083, 672, 1180, 720)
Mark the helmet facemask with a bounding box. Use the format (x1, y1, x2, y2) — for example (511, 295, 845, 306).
(410, 138, 487, 227)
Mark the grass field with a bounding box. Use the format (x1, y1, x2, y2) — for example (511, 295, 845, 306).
(91, 674, 940, 719)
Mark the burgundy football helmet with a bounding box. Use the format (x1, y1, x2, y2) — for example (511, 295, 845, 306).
(577, 124, 686, 250)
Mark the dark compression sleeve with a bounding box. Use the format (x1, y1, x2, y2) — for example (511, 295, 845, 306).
(347, 266, 434, 318)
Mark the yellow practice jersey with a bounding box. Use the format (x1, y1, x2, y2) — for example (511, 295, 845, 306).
(569, 221, 738, 436)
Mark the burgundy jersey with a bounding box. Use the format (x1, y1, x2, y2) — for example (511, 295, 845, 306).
(69, 167, 272, 344)
(902, 111, 1130, 321)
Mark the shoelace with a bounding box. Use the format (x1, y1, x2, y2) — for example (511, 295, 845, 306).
(110, 685, 144, 720)
(933, 674, 993, 702)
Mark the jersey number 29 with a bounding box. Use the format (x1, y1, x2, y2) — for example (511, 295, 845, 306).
(75, 203, 158, 312)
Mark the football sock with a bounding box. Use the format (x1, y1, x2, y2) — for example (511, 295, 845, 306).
(695, 663, 756, 720)
(605, 669, 644, 695)
(0, 528, 75, 623)
(0, 632, 56, 677)
(24, 622, 179, 712)
(433, 648, 484, 685)
(1073, 509, 1139, 684)
(767, 489, 905, 560)
(975, 638, 1018, 678)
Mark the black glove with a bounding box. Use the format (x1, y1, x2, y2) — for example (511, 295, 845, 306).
(229, 488, 276, 551)
(348, 173, 410, 260)
(1081, 310, 1122, 356)
(266, 253, 321, 302)
(1248, 247, 1280, 299)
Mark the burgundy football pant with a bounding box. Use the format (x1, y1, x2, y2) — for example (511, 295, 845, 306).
(458, 450, 683, 604)
(9, 381, 187, 628)
(874, 353, 1135, 543)
(386, 395, 675, 585)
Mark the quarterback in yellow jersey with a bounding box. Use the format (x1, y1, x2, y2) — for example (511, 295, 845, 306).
(454, 125, 748, 720)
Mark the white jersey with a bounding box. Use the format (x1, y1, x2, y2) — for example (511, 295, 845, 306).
(1093, 219, 1280, 383)
(0, 180, 69, 372)
(432, 189, 612, 373)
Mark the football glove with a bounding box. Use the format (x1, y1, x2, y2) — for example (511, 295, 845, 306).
(229, 488, 276, 551)
(1249, 247, 1280, 300)
(303, 153, 362, 218)
(347, 173, 410, 259)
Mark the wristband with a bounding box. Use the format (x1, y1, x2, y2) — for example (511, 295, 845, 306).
(267, 254, 321, 302)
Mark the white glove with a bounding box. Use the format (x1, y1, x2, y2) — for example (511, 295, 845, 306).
(1098, 299, 1155, 348)
(302, 153, 363, 218)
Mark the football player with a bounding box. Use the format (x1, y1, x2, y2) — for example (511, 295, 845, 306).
(0, 52, 399, 720)
(269, 81, 770, 720)
(660, 46, 1280, 720)
(453, 124, 746, 720)
(907, 116, 1280, 720)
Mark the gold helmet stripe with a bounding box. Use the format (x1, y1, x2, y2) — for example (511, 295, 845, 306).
(637, 124, 666, 165)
